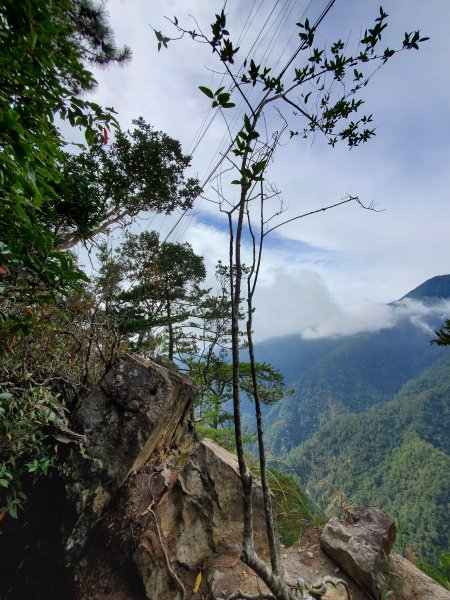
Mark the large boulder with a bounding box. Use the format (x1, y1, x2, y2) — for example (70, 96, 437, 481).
(135, 439, 270, 600)
(70, 438, 272, 600)
(63, 354, 273, 600)
(66, 353, 198, 559)
(320, 506, 396, 599)
(282, 530, 450, 600)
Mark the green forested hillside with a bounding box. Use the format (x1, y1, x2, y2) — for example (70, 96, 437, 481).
(263, 317, 444, 453)
(253, 335, 341, 385)
(254, 278, 450, 567)
(285, 356, 450, 564)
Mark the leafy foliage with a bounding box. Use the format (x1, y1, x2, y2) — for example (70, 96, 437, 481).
(53, 119, 201, 250)
(68, 0, 132, 66)
(285, 357, 450, 566)
(95, 231, 207, 359)
(0, 287, 123, 516)
(193, 353, 288, 428)
(0, 386, 60, 518)
(432, 319, 450, 346)
(0, 0, 126, 301)
(185, 7, 428, 150)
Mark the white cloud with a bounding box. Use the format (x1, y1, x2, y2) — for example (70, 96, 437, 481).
(302, 300, 396, 340)
(391, 298, 450, 335)
(301, 296, 450, 341)
(253, 270, 340, 341)
(172, 217, 450, 342)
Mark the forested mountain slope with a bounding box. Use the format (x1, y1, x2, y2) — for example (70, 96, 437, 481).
(262, 315, 444, 453)
(285, 356, 450, 564)
(252, 276, 450, 567)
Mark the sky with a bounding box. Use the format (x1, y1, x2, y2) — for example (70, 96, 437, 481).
(85, 0, 450, 341)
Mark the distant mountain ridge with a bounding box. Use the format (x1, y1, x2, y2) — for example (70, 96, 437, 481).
(252, 275, 450, 567)
(256, 276, 448, 452)
(399, 274, 450, 302)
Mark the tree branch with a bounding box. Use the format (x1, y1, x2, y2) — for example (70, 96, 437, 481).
(55, 208, 132, 250)
(264, 194, 381, 236)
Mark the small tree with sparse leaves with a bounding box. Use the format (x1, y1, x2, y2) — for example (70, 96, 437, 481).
(157, 6, 428, 599)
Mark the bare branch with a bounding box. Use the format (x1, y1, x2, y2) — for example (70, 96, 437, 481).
(55, 208, 131, 250)
(264, 194, 380, 237)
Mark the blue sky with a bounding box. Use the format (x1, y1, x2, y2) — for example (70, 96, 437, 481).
(85, 0, 450, 340)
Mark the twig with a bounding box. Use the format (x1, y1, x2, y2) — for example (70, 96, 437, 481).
(264, 194, 380, 236)
(147, 498, 186, 600)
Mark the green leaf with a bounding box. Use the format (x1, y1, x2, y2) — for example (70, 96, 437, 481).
(253, 160, 267, 175)
(217, 92, 230, 104)
(199, 86, 214, 99)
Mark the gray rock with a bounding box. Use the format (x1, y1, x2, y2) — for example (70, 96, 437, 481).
(320, 506, 396, 599)
(64, 354, 273, 600)
(136, 439, 271, 600)
(66, 353, 197, 559)
(388, 554, 450, 600)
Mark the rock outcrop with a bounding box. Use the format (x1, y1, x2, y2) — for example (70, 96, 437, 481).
(141, 438, 269, 599)
(387, 554, 450, 600)
(66, 354, 272, 600)
(66, 353, 198, 560)
(283, 531, 450, 600)
(2, 354, 449, 600)
(320, 507, 396, 599)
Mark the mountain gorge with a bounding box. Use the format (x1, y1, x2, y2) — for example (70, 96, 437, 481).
(254, 275, 450, 566)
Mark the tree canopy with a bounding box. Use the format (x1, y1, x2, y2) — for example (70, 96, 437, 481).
(95, 231, 207, 359)
(53, 119, 201, 250)
(0, 0, 124, 300)
(0, 0, 200, 305)
(433, 320, 450, 346)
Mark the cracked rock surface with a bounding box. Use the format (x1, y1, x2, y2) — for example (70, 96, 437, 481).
(3, 354, 448, 600)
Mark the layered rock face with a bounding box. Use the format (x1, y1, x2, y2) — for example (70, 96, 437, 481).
(66, 353, 198, 561)
(66, 354, 270, 600)
(135, 439, 270, 600)
(388, 555, 450, 600)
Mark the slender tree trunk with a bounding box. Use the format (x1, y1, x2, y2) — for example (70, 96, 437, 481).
(229, 196, 293, 600)
(165, 279, 174, 360)
(246, 307, 281, 577)
(228, 205, 255, 558)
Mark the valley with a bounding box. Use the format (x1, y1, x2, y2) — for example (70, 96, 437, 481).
(253, 275, 450, 567)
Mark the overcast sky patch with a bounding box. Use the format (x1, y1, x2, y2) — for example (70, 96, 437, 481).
(86, 0, 450, 341)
